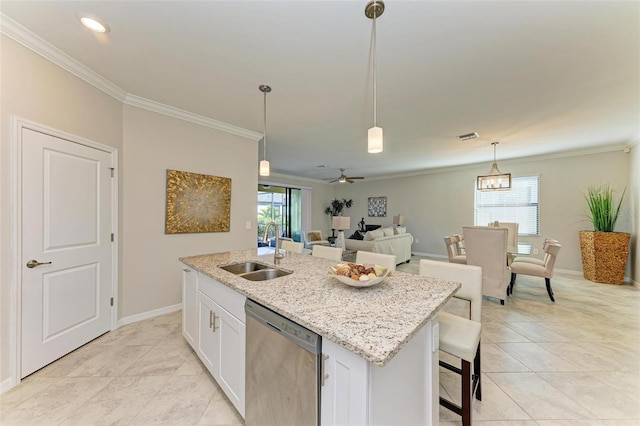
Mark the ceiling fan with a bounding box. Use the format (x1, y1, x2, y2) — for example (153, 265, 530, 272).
(326, 168, 365, 184)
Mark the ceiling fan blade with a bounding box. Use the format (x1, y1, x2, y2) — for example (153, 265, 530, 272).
(348, 176, 365, 180)
(347, 178, 354, 183)
(328, 179, 338, 183)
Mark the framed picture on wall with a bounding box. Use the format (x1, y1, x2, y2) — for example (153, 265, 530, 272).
(368, 196, 387, 217)
(165, 169, 231, 234)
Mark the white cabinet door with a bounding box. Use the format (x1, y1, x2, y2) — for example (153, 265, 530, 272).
(197, 292, 219, 377)
(321, 339, 369, 426)
(197, 289, 245, 417)
(217, 306, 245, 418)
(181, 266, 198, 348)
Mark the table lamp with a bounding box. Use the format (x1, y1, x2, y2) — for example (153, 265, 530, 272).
(393, 214, 405, 227)
(332, 216, 351, 250)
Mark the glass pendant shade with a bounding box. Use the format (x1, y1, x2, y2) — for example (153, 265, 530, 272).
(259, 159, 270, 176)
(368, 126, 383, 153)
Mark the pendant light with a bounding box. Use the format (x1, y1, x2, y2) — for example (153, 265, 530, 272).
(477, 142, 512, 191)
(365, 0, 384, 154)
(259, 84, 271, 176)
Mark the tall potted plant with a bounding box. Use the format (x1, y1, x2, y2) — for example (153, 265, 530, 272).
(579, 184, 630, 285)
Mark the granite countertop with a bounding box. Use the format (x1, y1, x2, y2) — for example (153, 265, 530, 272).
(180, 248, 459, 367)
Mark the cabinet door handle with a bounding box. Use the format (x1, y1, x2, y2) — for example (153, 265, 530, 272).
(183, 268, 191, 272)
(209, 310, 214, 329)
(212, 312, 218, 333)
(321, 354, 330, 386)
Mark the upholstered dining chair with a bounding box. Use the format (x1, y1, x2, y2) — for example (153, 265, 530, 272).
(444, 235, 467, 264)
(303, 230, 329, 249)
(512, 238, 559, 265)
(488, 221, 519, 246)
(463, 226, 510, 305)
(281, 240, 304, 254)
(311, 244, 343, 261)
(355, 251, 397, 273)
(419, 259, 482, 426)
(509, 242, 562, 302)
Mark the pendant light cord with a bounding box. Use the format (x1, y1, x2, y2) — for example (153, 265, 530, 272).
(263, 90, 267, 161)
(372, 2, 377, 128)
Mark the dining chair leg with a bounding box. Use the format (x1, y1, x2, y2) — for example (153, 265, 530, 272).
(545, 277, 555, 302)
(473, 344, 481, 401)
(461, 359, 472, 426)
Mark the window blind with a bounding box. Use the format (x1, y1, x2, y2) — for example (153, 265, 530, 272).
(474, 175, 540, 235)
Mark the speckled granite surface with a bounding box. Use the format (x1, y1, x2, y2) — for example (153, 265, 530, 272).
(180, 249, 459, 367)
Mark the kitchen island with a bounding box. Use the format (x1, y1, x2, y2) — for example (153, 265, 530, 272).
(180, 248, 460, 425)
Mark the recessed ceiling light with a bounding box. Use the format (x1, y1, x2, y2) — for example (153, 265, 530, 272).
(316, 165, 330, 168)
(79, 15, 110, 33)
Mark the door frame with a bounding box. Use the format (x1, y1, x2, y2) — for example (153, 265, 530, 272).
(9, 116, 119, 388)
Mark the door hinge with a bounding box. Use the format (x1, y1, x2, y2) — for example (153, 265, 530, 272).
(109, 167, 114, 178)
(110, 297, 114, 306)
(111, 233, 114, 242)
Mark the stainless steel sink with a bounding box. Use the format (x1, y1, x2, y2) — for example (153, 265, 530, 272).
(219, 261, 270, 275)
(219, 261, 292, 281)
(240, 269, 292, 281)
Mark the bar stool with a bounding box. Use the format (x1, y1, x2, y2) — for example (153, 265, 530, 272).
(419, 259, 483, 426)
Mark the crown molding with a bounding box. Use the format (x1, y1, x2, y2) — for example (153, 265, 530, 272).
(124, 94, 262, 141)
(365, 143, 632, 182)
(1, 13, 127, 101)
(1, 13, 260, 141)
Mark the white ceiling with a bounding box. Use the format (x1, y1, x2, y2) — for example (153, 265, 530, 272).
(2, 0, 639, 181)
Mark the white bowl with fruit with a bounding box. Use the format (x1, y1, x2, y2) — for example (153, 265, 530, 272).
(328, 262, 390, 288)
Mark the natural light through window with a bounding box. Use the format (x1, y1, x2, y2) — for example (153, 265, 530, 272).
(474, 175, 540, 235)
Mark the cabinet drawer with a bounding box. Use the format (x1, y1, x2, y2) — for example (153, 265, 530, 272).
(198, 273, 246, 322)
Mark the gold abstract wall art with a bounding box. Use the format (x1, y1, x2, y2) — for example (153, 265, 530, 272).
(165, 169, 231, 234)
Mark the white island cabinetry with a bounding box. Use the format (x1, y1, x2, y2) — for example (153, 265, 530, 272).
(321, 321, 439, 426)
(180, 251, 458, 425)
(181, 267, 198, 347)
(181, 263, 245, 418)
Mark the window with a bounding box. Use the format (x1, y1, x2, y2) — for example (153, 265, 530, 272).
(258, 185, 302, 246)
(474, 175, 540, 235)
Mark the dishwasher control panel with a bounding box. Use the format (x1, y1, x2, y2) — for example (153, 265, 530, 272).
(245, 299, 321, 354)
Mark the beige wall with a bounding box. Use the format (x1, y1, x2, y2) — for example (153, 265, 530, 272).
(630, 143, 639, 284)
(335, 150, 633, 276)
(0, 37, 124, 384)
(121, 106, 257, 318)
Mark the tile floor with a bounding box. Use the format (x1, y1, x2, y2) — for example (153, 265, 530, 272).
(1, 256, 638, 425)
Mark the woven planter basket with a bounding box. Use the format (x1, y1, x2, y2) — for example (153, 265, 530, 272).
(579, 230, 630, 285)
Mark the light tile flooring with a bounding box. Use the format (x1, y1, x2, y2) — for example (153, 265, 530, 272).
(1, 256, 638, 425)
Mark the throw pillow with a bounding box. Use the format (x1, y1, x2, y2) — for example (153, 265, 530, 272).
(394, 226, 407, 235)
(382, 227, 394, 237)
(309, 231, 322, 241)
(365, 228, 385, 241)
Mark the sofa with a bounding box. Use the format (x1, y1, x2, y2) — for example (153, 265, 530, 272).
(345, 226, 413, 264)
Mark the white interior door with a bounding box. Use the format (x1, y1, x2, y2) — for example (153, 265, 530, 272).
(21, 128, 113, 377)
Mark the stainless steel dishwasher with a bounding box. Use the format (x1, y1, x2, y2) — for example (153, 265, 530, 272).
(245, 299, 321, 426)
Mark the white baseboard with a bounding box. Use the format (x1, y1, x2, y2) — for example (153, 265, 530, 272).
(117, 303, 182, 328)
(411, 252, 447, 260)
(1, 377, 15, 395)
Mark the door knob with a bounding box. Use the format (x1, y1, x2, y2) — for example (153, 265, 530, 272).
(26, 260, 52, 269)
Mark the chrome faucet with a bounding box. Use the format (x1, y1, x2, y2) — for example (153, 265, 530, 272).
(262, 222, 285, 265)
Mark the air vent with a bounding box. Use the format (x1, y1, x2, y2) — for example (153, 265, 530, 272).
(458, 132, 479, 141)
